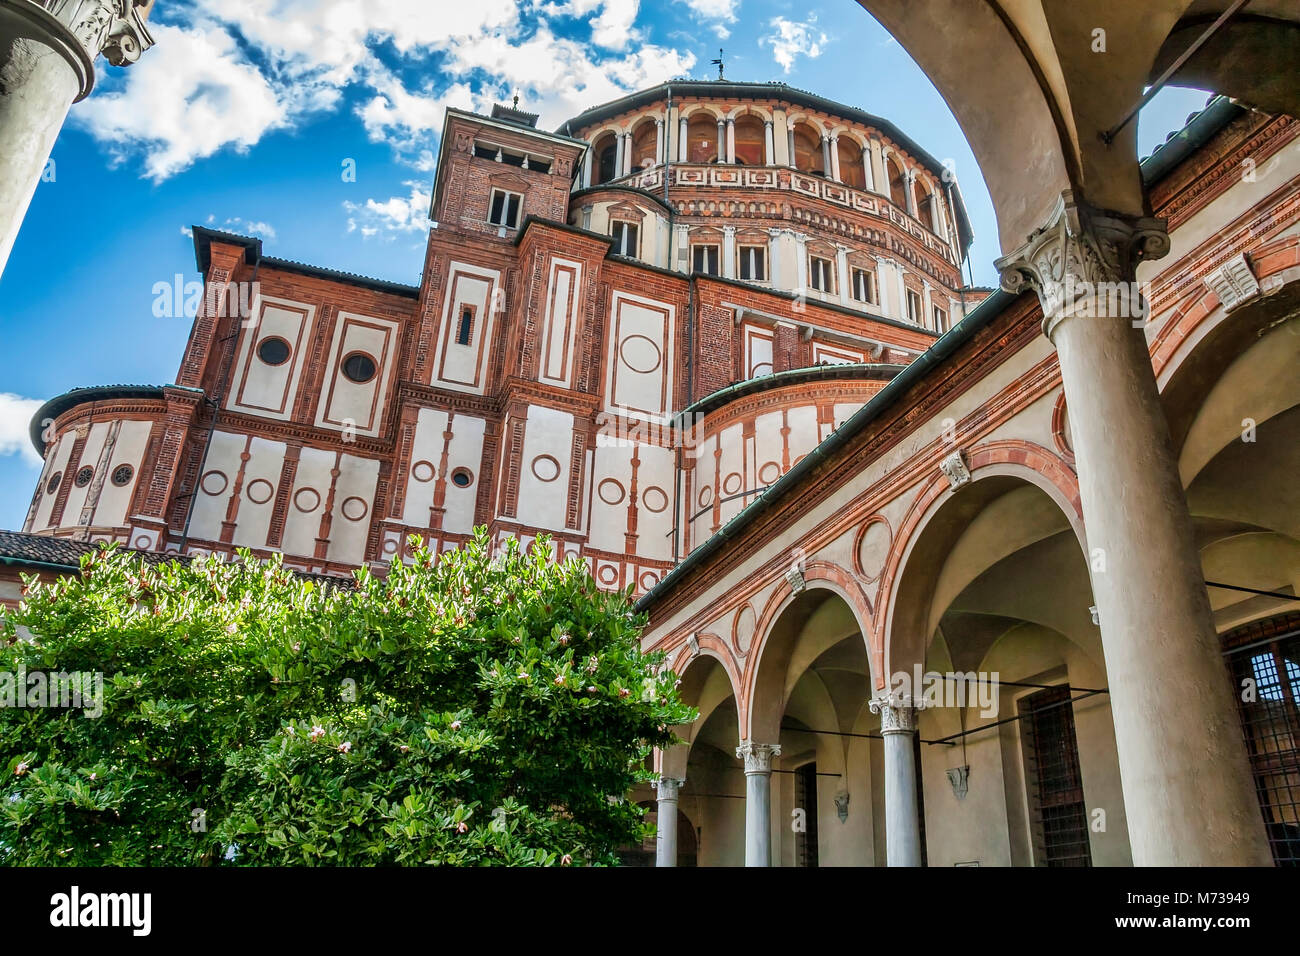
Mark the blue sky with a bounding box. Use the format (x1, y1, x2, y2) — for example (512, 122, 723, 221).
(0, 0, 1212, 532)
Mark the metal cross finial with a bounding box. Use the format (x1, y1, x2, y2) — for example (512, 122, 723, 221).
(711, 48, 724, 81)
(512, 93, 520, 109)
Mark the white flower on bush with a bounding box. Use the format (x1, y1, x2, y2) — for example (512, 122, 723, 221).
(309, 725, 325, 741)
(338, 742, 352, 754)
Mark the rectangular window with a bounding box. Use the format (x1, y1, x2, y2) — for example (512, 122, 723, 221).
(1019, 685, 1093, 867)
(611, 221, 639, 258)
(692, 244, 720, 276)
(455, 306, 475, 346)
(906, 289, 923, 324)
(488, 189, 522, 229)
(851, 267, 876, 304)
(794, 763, 819, 868)
(739, 245, 767, 282)
(809, 256, 834, 293)
(932, 305, 948, 332)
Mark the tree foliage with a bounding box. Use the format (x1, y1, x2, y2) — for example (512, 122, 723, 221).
(0, 530, 691, 865)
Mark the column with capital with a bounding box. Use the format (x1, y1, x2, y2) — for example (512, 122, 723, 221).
(870, 695, 923, 866)
(763, 120, 774, 166)
(722, 225, 736, 280)
(653, 776, 684, 867)
(996, 193, 1271, 866)
(716, 120, 725, 164)
(736, 741, 780, 866)
(835, 244, 850, 307)
(0, 0, 154, 278)
(678, 116, 689, 162)
(725, 116, 735, 164)
(614, 132, 626, 180)
(820, 136, 832, 178)
(654, 117, 663, 166)
(582, 146, 594, 189)
(829, 134, 842, 182)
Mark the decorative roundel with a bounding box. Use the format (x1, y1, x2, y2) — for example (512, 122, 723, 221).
(133, 535, 152, 550)
(293, 487, 322, 513)
(245, 478, 275, 505)
(382, 537, 399, 555)
(341, 351, 378, 384)
(450, 467, 474, 488)
(341, 496, 369, 522)
(618, 334, 662, 374)
(597, 478, 626, 506)
(45, 471, 62, 495)
(110, 464, 134, 487)
(697, 485, 713, 508)
(531, 454, 560, 482)
(758, 461, 782, 486)
(638, 570, 659, 591)
(722, 472, 742, 495)
(733, 603, 756, 656)
(257, 336, 291, 366)
(855, 516, 892, 582)
(74, 466, 93, 488)
(411, 460, 436, 483)
(641, 486, 669, 513)
(597, 563, 620, 585)
(200, 470, 229, 496)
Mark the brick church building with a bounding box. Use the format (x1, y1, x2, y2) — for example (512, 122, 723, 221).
(4, 76, 1298, 870)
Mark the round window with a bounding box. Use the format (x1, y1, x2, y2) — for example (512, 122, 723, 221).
(46, 471, 62, 495)
(74, 466, 93, 488)
(341, 352, 378, 384)
(111, 464, 135, 487)
(257, 336, 291, 366)
(450, 468, 474, 488)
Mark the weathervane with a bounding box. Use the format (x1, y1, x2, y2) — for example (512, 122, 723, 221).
(711, 48, 725, 81)
(512, 92, 520, 109)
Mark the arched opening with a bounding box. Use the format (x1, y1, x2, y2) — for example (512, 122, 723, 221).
(687, 114, 719, 164)
(791, 122, 825, 176)
(733, 114, 766, 165)
(886, 154, 908, 210)
(837, 136, 866, 189)
(618, 801, 700, 866)
(592, 130, 618, 184)
(748, 584, 881, 866)
(629, 119, 658, 171)
(916, 176, 939, 233)
(884, 472, 1130, 866)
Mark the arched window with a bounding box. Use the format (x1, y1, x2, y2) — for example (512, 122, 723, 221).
(687, 114, 718, 164)
(917, 178, 941, 233)
(630, 120, 658, 170)
(592, 131, 618, 184)
(791, 123, 824, 175)
(733, 114, 766, 165)
(887, 155, 908, 210)
(837, 137, 866, 189)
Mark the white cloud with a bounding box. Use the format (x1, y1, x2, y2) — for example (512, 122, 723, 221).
(344, 182, 432, 239)
(76, 22, 291, 181)
(222, 217, 277, 239)
(762, 15, 829, 74)
(679, 0, 740, 37)
(0, 394, 44, 466)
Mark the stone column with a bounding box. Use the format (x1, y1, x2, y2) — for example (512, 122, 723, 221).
(678, 116, 688, 162)
(0, 0, 152, 278)
(794, 233, 808, 294)
(614, 132, 625, 179)
(654, 776, 684, 867)
(905, 170, 918, 217)
(922, 281, 933, 330)
(829, 134, 841, 182)
(835, 244, 850, 307)
(863, 149, 875, 192)
(996, 193, 1272, 867)
(716, 120, 725, 163)
(870, 696, 923, 866)
(737, 741, 781, 866)
(725, 116, 735, 164)
(654, 117, 663, 166)
(763, 120, 774, 166)
(786, 128, 796, 168)
(582, 147, 593, 189)
(767, 228, 782, 288)
(821, 136, 832, 177)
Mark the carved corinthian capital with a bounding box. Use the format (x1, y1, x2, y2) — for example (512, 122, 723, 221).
(6, 1, 155, 101)
(653, 776, 683, 801)
(736, 741, 781, 774)
(869, 694, 918, 733)
(995, 191, 1170, 340)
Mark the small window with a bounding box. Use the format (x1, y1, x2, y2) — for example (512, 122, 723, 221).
(111, 464, 134, 487)
(257, 336, 291, 366)
(46, 471, 62, 495)
(456, 307, 474, 346)
(74, 466, 93, 488)
(450, 467, 474, 488)
(809, 256, 834, 293)
(739, 245, 767, 281)
(341, 352, 377, 384)
(932, 305, 948, 332)
(488, 189, 523, 229)
(907, 289, 923, 324)
(692, 245, 720, 276)
(852, 267, 876, 304)
(611, 221, 640, 258)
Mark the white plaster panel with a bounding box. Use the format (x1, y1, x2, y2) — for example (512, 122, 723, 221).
(32, 432, 74, 530)
(607, 292, 675, 421)
(227, 296, 315, 420)
(590, 443, 633, 553)
(326, 454, 379, 565)
(188, 430, 248, 542)
(59, 422, 110, 526)
(634, 443, 675, 562)
(316, 312, 400, 437)
(443, 414, 486, 535)
(433, 261, 501, 394)
(282, 446, 334, 559)
(540, 257, 583, 388)
(91, 419, 153, 529)
(514, 405, 574, 533)
(229, 437, 286, 550)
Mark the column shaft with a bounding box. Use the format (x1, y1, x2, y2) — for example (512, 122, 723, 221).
(737, 742, 780, 867)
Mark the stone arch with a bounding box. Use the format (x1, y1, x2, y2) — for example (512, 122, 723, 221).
(628, 114, 660, 170)
(742, 560, 876, 743)
(873, 441, 1085, 689)
(789, 119, 825, 176)
(686, 112, 722, 164)
(591, 129, 619, 184)
(680, 102, 725, 122)
(732, 113, 766, 165)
